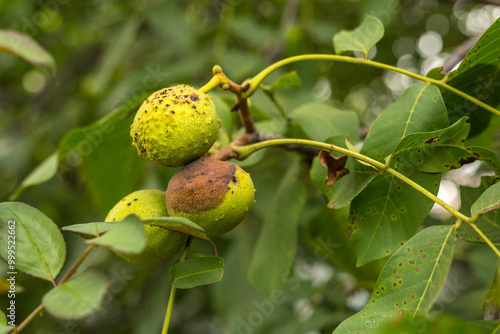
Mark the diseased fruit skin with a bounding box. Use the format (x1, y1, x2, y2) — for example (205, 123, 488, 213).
(105, 189, 187, 265)
(165, 157, 255, 237)
(130, 85, 222, 167)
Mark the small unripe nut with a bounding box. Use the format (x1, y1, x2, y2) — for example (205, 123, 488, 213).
(105, 189, 187, 265)
(165, 157, 255, 237)
(130, 85, 222, 167)
(212, 65, 223, 74)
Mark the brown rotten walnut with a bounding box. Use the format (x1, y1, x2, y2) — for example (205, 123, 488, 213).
(165, 157, 255, 237)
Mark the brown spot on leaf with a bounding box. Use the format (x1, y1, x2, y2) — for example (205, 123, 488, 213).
(425, 137, 437, 144)
(458, 156, 476, 166)
(318, 150, 349, 185)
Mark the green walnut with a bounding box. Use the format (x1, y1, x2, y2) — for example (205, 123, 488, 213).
(105, 189, 187, 265)
(130, 84, 222, 167)
(165, 157, 255, 237)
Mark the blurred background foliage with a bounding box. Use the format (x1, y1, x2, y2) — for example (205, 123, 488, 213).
(1, 0, 500, 333)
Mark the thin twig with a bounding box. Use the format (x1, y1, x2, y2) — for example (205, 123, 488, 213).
(161, 237, 192, 334)
(58, 245, 95, 285)
(14, 305, 44, 333)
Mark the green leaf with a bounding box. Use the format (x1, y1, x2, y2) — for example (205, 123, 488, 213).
(389, 117, 500, 173)
(0, 29, 56, 76)
(389, 117, 470, 169)
(61, 222, 117, 238)
(0, 325, 13, 334)
(333, 225, 456, 333)
(457, 177, 500, 245)
(170, 256, 224, 289)
(471, 182, 500, 215)
(289, 102, 360, 143)
(458, 181, 500, 246)
(465, 115, 500, 149)
(42, 269, 109, 319)
(361, 83, 449, 161)
(145, 217, 207, 240)
(86, 215, 146, 255)
(262, 71, 302, 94)
(333, 15, 384, 58)
(460, 210, 500, 245)
(0, 202, 66, 283)
(428, 18, 500, 136)
(248, 162, 307, 295)
(0, 310, 13, 333)
(9, 152, 58, 201)
(349, 171, 441, 266)
(347, 84, 447, 265)
(145, 216, 219, 258)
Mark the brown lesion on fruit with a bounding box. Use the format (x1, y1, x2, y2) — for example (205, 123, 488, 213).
(166, 157, 237, 214)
